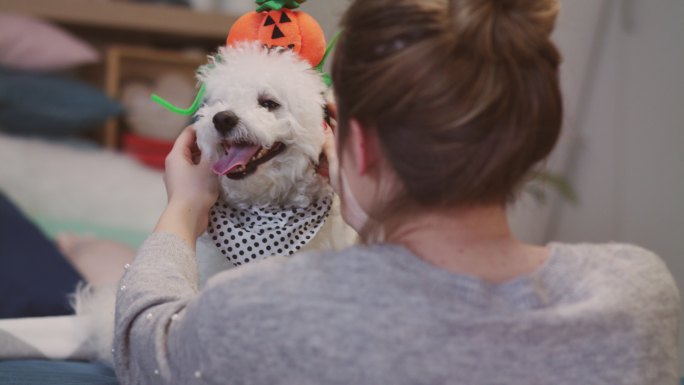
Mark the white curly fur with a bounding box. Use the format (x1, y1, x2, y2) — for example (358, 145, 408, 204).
(71, 283, 117, 363)
(195, 42, 330, 208)
(194, 42, 356, 284)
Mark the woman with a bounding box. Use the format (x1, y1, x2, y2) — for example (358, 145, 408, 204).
(114, 0, 681, 384)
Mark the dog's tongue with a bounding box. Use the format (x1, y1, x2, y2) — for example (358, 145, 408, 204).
(212, 145, 261, 175)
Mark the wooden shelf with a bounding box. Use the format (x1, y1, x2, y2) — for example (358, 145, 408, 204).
(103, 45, 206, 148)
(0, 0, 235, 41)
(0, 0, 233, 147)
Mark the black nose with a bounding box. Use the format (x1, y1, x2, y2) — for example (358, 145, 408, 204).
(213, 111, 239, 135)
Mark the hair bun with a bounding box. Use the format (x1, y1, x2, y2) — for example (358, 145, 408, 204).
(450, 0, 559, 61)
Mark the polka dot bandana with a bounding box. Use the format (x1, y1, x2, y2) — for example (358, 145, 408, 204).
(208, 194, 333, 266)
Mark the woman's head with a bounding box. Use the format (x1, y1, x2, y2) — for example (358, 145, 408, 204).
(331, 0, 563, 235)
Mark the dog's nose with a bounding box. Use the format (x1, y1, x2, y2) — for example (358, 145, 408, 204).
(213, 111, 239, 135)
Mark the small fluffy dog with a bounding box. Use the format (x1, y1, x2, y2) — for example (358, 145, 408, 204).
(193, 42, 356, 284)
(1, 42, 356, 365)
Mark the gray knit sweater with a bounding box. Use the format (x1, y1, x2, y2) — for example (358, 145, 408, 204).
(114, 232, 680, 385)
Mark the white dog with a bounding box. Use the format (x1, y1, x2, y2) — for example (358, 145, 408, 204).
(193, 42, 356, 284)
(0, 42, 356, 365)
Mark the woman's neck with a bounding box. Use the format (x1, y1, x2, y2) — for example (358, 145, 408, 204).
(386, 205, 549, 283)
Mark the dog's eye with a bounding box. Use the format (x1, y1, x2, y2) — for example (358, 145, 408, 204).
(258, 97, 280, 112)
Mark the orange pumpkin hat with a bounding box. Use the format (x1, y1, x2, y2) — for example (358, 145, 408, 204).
(151, 0, 336, 116)
(226, 0, 326, 68)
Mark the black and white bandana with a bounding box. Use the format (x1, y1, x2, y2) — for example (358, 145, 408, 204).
(208, 194, 333, 266)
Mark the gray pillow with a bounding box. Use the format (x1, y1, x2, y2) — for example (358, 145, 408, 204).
(0, 68, 123, 136)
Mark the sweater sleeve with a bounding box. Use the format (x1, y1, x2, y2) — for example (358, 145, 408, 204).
(113, 232, 210, 385)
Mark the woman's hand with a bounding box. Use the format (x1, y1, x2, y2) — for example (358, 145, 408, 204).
(154, 126, 219, 248)
(318, 103, 340, 194)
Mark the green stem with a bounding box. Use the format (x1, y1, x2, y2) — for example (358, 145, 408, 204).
(150, 84, 206, 116)
(255, 0, 305, 12)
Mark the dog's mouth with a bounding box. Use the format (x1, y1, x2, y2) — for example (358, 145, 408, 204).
(211, 140, 286, 180)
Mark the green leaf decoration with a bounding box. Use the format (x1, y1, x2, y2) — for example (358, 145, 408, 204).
(321, 73, 332, 87)
(256, 0, 306, 12)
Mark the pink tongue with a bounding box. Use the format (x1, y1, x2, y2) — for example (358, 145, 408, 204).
(212, 145, 261, 175)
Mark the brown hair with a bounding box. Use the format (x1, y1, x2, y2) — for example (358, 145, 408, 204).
(332, 0, 562, 216)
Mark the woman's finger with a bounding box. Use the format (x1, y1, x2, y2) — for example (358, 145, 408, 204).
(171, 126, 196, 154)
(321, 122, 340, 193)
(321, 123, 335, 159)
(169, 126, 199, 164)
(326, 102, 338, 122)
(326, 103, 338, 134)
(317, 154, 330, 179)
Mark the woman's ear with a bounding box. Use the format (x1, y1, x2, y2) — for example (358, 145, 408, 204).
(349, 119, 381, 175)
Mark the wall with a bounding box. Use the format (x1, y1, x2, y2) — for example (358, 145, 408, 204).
(551, 1, 684, 260)
(300, 1, 348, 47)
(548, 0, 684, 369)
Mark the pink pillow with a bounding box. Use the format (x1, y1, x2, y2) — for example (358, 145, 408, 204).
(0, 13, 99, 71)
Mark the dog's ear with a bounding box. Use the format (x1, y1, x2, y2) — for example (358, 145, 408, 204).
(196, 52, 226, 82)
(196, 63, 213, 83)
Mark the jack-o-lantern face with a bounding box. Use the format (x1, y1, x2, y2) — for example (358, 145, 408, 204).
(227, 9, 326, 67)
(259, 10, 302, 53)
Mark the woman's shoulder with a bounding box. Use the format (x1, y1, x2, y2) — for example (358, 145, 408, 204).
(553, 242, 669, 272)
(550, 242, 680, 305)
(202, 244, 385, 295)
